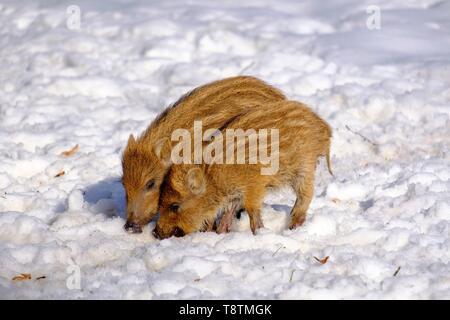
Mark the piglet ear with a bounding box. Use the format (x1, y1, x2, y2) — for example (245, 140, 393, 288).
(186, 167, 206, 195)
(127, 134, 136, 147)
(154, 137, 172, 167)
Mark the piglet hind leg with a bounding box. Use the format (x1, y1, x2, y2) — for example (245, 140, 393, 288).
(289, 168, 315, 230)
(216, 200, 240, 234)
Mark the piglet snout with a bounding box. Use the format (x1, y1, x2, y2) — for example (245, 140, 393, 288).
(152, 225, 184, 239)
(124, 221, 142, 234)
(152, 225, 162, 239)
(173, 227, 185, 237)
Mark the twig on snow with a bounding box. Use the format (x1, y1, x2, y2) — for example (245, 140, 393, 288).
(345, 125, 378, 148)
(272, 244, 285, 257)
(289, 270, 295, 282)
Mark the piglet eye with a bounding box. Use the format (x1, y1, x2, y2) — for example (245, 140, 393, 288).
(145, 179, 155, 190)
(169, 203, 180, 213)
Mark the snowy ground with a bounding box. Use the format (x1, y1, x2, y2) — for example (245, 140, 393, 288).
(0, 0, 449, 299)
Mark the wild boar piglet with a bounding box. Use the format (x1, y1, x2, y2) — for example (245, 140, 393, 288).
(121, 76, 285, 233)
(153, 100, 332, 239)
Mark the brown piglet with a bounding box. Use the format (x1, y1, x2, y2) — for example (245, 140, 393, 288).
(122, 76, 286, 233)
(153, 100, 332, 239)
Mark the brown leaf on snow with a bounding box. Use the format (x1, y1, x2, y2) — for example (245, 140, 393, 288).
(54, 171, 65, 178)
(60, 144, 79, 157)
(331, 198, 340, 204)
(314, 256, 330, 265)
(12, 273, 32, 281)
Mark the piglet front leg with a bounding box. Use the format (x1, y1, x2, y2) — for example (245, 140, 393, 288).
(202, 218, 217, 232)
(216, 200, 240, 234)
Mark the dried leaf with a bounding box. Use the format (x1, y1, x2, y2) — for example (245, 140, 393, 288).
(54, 171, 65, 178)
(314, 256, 329, 265)
(36, 276, 46, 280)
(12, 273, 32, 281)
(60, 144, 79, 157)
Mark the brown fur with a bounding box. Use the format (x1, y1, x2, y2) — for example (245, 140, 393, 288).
(122, 76, 286, 231)
(153, 100, 332, 239)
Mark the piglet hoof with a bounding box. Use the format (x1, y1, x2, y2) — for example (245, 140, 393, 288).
(250, 218, 264, 235)
(288, 216, 305, 230)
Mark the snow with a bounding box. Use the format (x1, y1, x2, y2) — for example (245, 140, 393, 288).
(0, 0, 449, 299)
